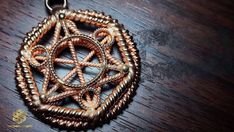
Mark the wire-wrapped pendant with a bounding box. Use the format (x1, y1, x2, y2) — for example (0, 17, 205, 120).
(16, 1, 140, 128)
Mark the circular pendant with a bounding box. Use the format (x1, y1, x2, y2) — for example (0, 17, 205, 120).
(16, 9, 140, 128)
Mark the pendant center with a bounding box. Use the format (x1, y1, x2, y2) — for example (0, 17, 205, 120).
(49, 34, 106, 89)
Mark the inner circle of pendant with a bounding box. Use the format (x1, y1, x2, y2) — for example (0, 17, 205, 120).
(49, 34, 106, 89)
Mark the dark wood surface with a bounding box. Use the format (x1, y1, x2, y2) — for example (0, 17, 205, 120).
(0, 0, 234, 131)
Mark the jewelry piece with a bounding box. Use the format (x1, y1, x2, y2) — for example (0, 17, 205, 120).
(16, 0, 140, 128)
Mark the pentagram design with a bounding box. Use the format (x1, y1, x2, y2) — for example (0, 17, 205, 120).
(16, 9, 140, 128)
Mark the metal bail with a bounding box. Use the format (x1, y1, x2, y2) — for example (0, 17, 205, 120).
(45, 0, 68, 13)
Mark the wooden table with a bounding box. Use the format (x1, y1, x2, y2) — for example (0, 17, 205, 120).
(0, 0, 234, 131)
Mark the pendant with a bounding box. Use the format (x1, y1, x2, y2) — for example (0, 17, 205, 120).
(16, 0, 140, 128)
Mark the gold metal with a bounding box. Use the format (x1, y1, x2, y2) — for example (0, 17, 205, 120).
(16, 1, 140, 129)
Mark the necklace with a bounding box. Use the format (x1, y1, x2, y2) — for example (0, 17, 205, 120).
(16, 0, 140, 128)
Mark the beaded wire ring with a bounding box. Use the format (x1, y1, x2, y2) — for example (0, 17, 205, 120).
(16, 0, 140, 129)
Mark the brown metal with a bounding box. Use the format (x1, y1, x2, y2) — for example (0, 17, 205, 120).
(16, 7, 140, 129)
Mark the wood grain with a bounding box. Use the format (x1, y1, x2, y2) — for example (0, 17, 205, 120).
(0, 0, 234, 131)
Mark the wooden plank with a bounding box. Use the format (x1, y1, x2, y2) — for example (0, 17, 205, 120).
(0, 0, 233, 131)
